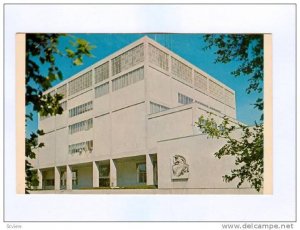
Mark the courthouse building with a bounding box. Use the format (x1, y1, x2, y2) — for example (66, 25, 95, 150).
(32, 36, 256, 193)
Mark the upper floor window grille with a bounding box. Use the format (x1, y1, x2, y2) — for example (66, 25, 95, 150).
(209, 80, 224, 102)
(194, 71, 207, 93)
(95, 62, 109, 84)
(69, 140, 93, 154)
(148, 44, 169, 71)
(224, 89, 235, 108)
(112, 67, 144, 91)
(95, 82, 109, 98)
(171, 57, 192, 84)
(60, 101, 67, 111)
(111, 44, 144, 76)
(69, 118, 93, 135)
(57, 84, 67, 98)
(68, 70, 92, 96)
(69, 101, 93, 118)
(178, 93, 193, 105)
(150, 102, 169, 114)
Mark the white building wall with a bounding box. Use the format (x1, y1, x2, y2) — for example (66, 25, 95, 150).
(111, 102, 146, 156)
(157, 135, 252, 191)
(33, 36, 242, 192)
(55, 127, 68, 165)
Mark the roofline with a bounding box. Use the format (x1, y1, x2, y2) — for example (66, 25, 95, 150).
(44, 35, 235, 94)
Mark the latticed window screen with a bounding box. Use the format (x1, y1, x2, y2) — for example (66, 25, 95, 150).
(137, 163, 146, 184)
(194, 71, 207, 93)
(224, 89, 235, 107)
(209, 80, 224, 102)
(150, 102, 169, 114)
(171, 57, 193, 84)
(112, 67, 144, 91)
(95, 62, 109, 84)
(148, 44, 169, 71)
(111, 44, 144, 76)
(69, 101, 93, 117)
(69, 140, 93, 154)
(95, 82, 109, 98)
(60, 101, 67, 111)
(68, 71, 92, 96)
(57, 84, 67, 98)
(69, 118, 93, 135)
(178, 93, 193, 105)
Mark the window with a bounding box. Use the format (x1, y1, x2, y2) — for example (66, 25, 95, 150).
(171, 57, 192, 84)
(112, 44, 144, 75)
(148, 44, 169, 71)
(194, 71, 207, 93)
(150, 102, 169, 114)
(68, 71, 92, 96)
(209, 80, 224, 102)
(69, 101, 93, 117)
(224, 89, 235, 108)
(72, 170, 78, 186)
(68, 140, 93, 154)
(112, 67, 144, 91)
(45, 179, 54, 186)
(60, 101, 67, 111)
(178, 93, 193, 105)
(137, 163, 146, 184)
(69, 118, 93, 134)
(57, 84, 67, 98)
(99, 164, 110, 187)
(95, 82, 109, 98)
(95, 62, 109, 84)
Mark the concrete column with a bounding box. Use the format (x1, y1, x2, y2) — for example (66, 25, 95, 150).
(66, 165, 73, 190)
(110, 159, 117, 187)
(146, 154, 154, 186)
(54, 167, 60, 190)
(37, 169, 43, 190)
(93, 161, 99, 188)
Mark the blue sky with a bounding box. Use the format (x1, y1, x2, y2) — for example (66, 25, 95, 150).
(26, 33, 263, 136)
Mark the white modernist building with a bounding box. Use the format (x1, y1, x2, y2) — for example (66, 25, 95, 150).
(32, 36, 257, 194)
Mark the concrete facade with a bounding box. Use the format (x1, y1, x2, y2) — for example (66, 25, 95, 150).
(32, 36, 256, 193)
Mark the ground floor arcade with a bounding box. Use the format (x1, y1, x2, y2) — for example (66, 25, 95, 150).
(35, 154, 158, 190)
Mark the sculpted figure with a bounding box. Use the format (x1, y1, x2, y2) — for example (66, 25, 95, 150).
(172, 155, 189, 177)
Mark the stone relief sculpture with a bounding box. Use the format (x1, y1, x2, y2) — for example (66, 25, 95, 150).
(171, 155, 189, 179)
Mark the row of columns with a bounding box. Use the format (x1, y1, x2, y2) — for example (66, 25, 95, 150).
(37, 154, 155, 190)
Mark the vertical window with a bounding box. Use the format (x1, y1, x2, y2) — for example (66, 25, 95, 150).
(224, 89, 235, 108)
(72, 170, 78, 186)
(99, 164, 110, 187)
(60, 101, 67, 111)
(148, 44, 169, 71)
(69, 101, 93, 117)
(95, 62, 109, 84)
(57, 84, 67, 98)
(112, 67, 144, 91)
(209, 80, 224, 102)
(178, 93, 193, 105)
(171, 57, 192, 84)
(137, 163, 146, 184)
(194, 71, 207, 93)
(95, 82, 109, 98)
(150, 102, 169, 114)
(112, 44, 144, 76)
(68, 71, 92, 96)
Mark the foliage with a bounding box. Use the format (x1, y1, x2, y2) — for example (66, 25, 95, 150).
(25, 34, 94, 193)
(200, 34, 264, 192)
(203, 34, 264, 118)
(196, 115, 264, 192)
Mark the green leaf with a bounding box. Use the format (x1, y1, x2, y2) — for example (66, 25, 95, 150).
(73, 57, 83, 66)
